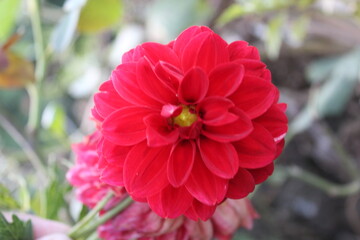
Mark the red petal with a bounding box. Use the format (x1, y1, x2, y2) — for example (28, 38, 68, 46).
(102, 107, 153, 146)
(112, 63, 161, 108)
(122, 45, 144, 63)
(233, 123, 277, 169)
(173, 26, 212, 56)
(148, 185, 193, 218)
(94, 91, 129, 119)
(137, 58, 177, 104)
(178, 67, 209, 104)
(233, 59, 267, 76)
(198, 97, 238, 126)
(247, 163, 274, 184)
(254, 104, 288, 142)
(185, 200, 216, 221)
(99, 138, 131, 166)
(161, 104, 182, 118)
(226, 168, 255, 199)
(227, 41, 260, 61)
(141, 42, 179, 66)
(261, 68, 272, 82)
(185, 151, 228, 206)
(100, 163, 124, 186)
(180, 31, 229, 74)
(123, 141, 171, 198)
(277, 103, 287, 112)
(144, 114, 179, 147)
(154, 61, 182, 92)
(202, 109, 253, 142)
(229, 75, 277, 119)
(198, 138, 239, 179)
(207, 62, 244, 97)
(167, 140, 196, 187)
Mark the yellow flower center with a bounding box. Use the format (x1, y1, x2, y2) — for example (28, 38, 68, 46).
(173, 106, 197, 127)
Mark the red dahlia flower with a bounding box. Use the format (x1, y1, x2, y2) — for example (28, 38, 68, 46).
(93, 26, 288, 220)
(68, 131, 259, 240)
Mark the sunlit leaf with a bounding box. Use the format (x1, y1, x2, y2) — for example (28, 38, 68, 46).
(41, 102, 66, 138)
(297, 0, 316, 8)
(77, 0, 123, 33)
(216, 4, 245, 26)
(0, 184, 20, 210)
(289, 16, 310, 47)
(0, 51, 35, 88)
(0, 0, 21, 42)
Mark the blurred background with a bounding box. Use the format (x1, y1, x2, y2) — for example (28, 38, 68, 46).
(0, 0, 360, 239)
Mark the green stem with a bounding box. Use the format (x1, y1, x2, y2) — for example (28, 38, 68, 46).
(26, 84, 40, 134)
(285, 165, 360, 197)
(70, 196, 133, 239)
(68, 191, 114, 238)
(27, 0, 47, 133)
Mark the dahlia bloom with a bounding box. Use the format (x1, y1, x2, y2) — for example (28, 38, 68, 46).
(67, 131, 259, 240)
(93, 26, 288, 220)
(99, 198, 258, 240)
(66, 131, 124, 208)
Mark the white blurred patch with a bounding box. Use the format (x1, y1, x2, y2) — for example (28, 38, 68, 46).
(108, 24, 144, 67)
(68, 66, 102, 98)
(63, 0, 87, 12)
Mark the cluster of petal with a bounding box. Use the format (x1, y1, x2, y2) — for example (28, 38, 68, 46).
(92, 25, 288, 220)
(99, 198, 258, 240)
(67, 132, 259, 240)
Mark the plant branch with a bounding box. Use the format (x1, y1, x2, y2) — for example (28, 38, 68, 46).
(27, 0, 47, 133)
(68, 191, 114, 239)
(0, 113, 48, 185)
(71, 196, 133, 239)
(284, 165, 360, 197)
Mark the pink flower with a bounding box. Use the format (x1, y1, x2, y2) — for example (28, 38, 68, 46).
(68, 131, 259, 240)
(66, 132, 123, 208)
(93, 25, 288, 220)
(98, 198, 258, 240)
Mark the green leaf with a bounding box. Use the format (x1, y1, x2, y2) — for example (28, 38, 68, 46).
(0, 212, 33, 240)
(31, 181, 67, 220)
(41, 102, 66, 138)
(289, 16, 310, 46)
(77, 0, 123, 33)
(216, 4, 245, 26)
(265, 13, 286, 59)
(0, 184, 20, 210)
(0, 0, 21, 42)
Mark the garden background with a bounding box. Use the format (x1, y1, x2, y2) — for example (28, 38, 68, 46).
(0, 0, 360, 239)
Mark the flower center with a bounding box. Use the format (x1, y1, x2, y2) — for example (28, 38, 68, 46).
(173, 105, 197, 127)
